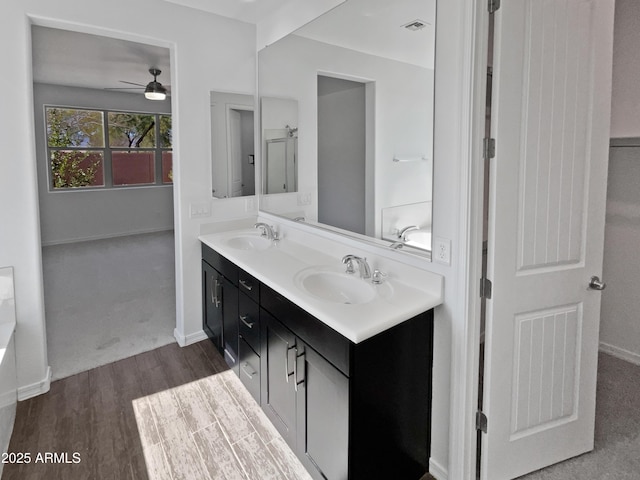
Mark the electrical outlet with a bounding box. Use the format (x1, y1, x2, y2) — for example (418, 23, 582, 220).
(245, 197, 255, 212)
(433, 237, 451, 265)
(297, 192, 312, 206)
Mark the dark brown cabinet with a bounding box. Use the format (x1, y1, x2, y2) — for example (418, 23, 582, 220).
(202, 260, 223, 351)
(261, 308, 349, 479)
(201, 245, 239, 374)
(202, 243, 433, 480)
(238, 270, 261, 403)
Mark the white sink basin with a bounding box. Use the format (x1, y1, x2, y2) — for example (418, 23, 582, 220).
(226, 235, 272, 251)
(295, 268, 376, 305)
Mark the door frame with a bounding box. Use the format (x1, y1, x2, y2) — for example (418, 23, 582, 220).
(26, 17, 179, 397)
(225, 102, 254, 197)
(446, 0, 492, 479)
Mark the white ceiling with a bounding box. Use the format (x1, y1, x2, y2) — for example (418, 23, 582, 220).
(31, 0, 436, 92)
(162, 0, 290, 24)
(31, 26, 171, 92)
(295, 0, 436, 68)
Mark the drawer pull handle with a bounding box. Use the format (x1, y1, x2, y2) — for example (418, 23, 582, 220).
(285, 344, 296, 383)
(239, 279, 253, 291)
(240, 315, 254, 329)
(224, 349, 236, 365)
(241, 362, 256, 379)
(294, 349, 305, 392)
(212, 277, 221, 307)
(293, 347, 299, 391)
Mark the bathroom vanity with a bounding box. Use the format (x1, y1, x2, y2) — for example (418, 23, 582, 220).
(200, 226, 442, 480)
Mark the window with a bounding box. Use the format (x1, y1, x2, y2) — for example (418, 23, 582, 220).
(45, 107, 172, 190)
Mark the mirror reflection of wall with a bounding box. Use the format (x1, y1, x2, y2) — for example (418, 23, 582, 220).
(261, 97, 298, 194)
(210, 91, 255, 198)
(258, 0, 436, 255)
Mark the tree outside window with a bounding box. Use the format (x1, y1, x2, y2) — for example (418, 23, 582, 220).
(45, 106, 172, 190)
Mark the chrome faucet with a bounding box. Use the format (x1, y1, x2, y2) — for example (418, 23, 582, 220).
(341, 254, 372, 279)
(254, 223, 277, 240)
(398, 225, 419, 240)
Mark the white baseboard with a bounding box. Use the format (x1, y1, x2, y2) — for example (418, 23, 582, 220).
(599, 341, 640, 366)
(174, 328, 208, 347)
(17, 366, 51, 401)
(41, 227, 174, 247)
(429, 457, 448, 480)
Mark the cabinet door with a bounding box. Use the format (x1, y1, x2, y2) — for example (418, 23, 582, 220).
(222, 276, 239, 374)
(296, 343, 349, 480)
(261, 309, 297, 447)
(202, 261, 223, 351)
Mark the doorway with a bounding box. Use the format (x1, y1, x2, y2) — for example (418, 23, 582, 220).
(317, 75, 369, 235)
(31, 25, 177, 380)
(476, 1, 617, 478)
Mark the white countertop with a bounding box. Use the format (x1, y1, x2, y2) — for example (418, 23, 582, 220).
(199, 228, 443, 343)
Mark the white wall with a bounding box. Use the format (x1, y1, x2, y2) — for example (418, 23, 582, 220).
(33, 83, 174, 245)
(1, 0, 255, 398)
(259, 34, 434, 239)
(600, 0, 640, 364)
(600, 142, 640, 364)
(610, 0, 640, 138)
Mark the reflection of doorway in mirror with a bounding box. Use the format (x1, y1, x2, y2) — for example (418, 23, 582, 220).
(227, 108, 254, 197)
(265, 135, 297, 194)
(317, 75, 371, 236)
(260, 97, 299, 195)
(210, 91, 255, 199)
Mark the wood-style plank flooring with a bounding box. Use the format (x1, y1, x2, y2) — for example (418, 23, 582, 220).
(4, 340, 435, 480)
(3, 340, 310, 480)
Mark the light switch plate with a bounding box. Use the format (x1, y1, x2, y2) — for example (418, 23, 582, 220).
(190, 202, 211, 218)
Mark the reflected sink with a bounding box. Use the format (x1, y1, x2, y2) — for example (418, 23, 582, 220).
(295, 268, 376, 305)
(226, 235, 272, 251)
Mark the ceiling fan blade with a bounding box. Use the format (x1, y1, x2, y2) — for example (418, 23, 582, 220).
(104, 87, 145, 90)
(118, 80, 146, 87)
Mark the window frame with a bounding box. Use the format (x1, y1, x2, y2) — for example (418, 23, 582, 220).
(44, 105, 172, 192)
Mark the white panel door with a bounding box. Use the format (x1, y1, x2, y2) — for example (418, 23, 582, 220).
(482, 1, 614, 478)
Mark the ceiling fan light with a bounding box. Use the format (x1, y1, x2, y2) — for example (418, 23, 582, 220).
(144, 81, 167, 100)
(145, 90, 166, 100)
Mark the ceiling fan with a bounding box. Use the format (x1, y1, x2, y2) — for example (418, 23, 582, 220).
(106, 68, 170, 100)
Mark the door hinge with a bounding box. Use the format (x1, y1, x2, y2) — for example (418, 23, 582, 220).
(483, 137, 496, 160)
(480, 277, 492, 299)
(488, 0, 501, 14)
(476, 410, 488, 433)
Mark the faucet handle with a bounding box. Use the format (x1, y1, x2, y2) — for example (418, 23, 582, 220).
(372, 269, 387, 285)
(343, 258, 356, 274)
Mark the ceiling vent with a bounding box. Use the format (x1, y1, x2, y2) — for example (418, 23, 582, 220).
(402, 19, 429, 31)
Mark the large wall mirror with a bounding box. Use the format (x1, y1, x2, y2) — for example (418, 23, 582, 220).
(258, 0, 436, 255)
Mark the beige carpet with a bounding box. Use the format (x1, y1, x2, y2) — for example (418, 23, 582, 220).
(518, 352, 640, 479)
(43, 231, 177, 380)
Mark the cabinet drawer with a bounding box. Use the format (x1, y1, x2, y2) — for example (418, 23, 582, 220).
(261, 285, 351, 377)
(239, 338, 260, 403)
(238, 294, 260, 354)
(202, 244, 238, 285)
(238, 269, 259, 302)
